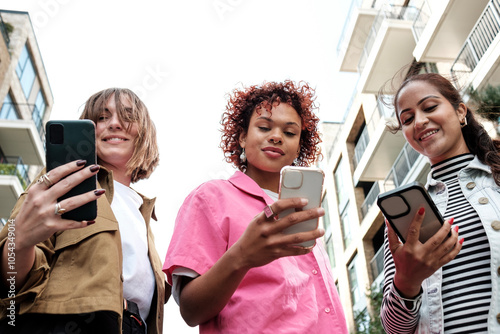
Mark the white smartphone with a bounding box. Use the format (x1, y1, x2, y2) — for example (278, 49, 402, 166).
(278, 166, 325, 247)
(377, 181, 444, 243)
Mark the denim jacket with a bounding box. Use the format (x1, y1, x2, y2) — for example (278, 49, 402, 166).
(416, 157, 500, 333)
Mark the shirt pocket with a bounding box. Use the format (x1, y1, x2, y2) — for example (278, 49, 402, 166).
(53, 196, 118, 251)
(53, 218, 118, 251)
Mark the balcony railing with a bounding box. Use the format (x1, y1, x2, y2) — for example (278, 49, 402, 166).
(370, 246, 384, 280)
(360, 181, 380, 219)
(412, 0, 432, 42)
(358, 4, 420, 72)
(451, 0, 500, 85)
(336, 0, 388, 58)
(336, 0, 363, 59)
(352, 98, 393, 169)
(353, 125, 370, 170)
(384, 142, 420, 190)
(0, 156, 30, 189)
(0, 102, 46, 144)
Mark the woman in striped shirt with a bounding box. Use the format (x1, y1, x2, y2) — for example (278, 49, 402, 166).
(380, 73, 500, 333)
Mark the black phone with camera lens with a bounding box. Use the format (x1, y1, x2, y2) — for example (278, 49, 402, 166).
(46, 120, 97, 221)
(377, 181, 444, 243)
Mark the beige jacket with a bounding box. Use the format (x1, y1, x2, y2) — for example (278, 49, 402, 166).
(0, 167, 168, 333)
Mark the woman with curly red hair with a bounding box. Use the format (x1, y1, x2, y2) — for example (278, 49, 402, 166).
(163, 80, 348, 333)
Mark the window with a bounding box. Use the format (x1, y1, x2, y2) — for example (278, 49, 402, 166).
(322, 195, 336, 268)
(334, 158, 348, 210)
(348, 254, 369, 331)
(0, 93, 19, 120)
(33, 90, 46, 132)
(325, 236, 336, 268)
(340, 203, 352, 248)
(348, 254, 367, 312)
(16, 44, 36, 99)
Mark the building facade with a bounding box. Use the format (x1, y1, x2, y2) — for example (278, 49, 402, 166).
(320, 0, 500, 332)
(0, 10, 53, 225)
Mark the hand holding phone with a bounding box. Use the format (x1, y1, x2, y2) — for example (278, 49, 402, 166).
(377, 181, 444, 243)
(279, 166, 324, 247)
(46, 120, 97, 221)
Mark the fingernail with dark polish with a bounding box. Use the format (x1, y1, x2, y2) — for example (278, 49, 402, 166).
(418, 207, 425, 215)
(87, 220, 95, 225)
(94, 189, 105, 196)
(89, 165, 100, 172)
(76, 160, 86, 166)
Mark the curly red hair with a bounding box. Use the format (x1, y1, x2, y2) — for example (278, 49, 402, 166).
(220, 80, 322, 171)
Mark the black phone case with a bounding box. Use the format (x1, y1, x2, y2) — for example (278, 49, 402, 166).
(46, 120, 97, 221)
(377, 181, 444, 243)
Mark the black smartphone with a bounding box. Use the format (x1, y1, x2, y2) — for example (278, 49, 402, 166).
(45, 120, 97, 221)
(279, 166, 324, 247)
(377, 181, 444, 243)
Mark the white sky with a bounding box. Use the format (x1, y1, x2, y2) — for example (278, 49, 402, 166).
(2, 0, 358, 332)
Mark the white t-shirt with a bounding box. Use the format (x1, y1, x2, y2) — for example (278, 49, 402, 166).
(111, 180, 155, 321)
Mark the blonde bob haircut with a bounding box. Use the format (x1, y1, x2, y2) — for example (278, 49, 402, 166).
(80, 88, 159, 183)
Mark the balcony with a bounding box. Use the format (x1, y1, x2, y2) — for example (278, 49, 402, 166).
(352, 100, 406, 185)
(0, 118, 45, 165)
(360, 180, 382, 219)
(337, 0, 378, 72)
(413, 0, 490, 62)
(0, 156, 29, 219)
(357, 5, 419, 94)
(451, 0, 500, 90)
(370, 246, 384, 283)
(384, 142, 428, 190)
(353, 124, 370, 170)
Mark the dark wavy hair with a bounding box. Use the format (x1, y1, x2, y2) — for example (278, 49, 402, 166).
(220, 80, 322, 171)
(385, 73, 500, 186)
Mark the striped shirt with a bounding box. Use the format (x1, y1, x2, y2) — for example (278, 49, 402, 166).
(381, 154, 491, 333)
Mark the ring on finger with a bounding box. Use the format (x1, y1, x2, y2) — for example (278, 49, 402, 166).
(264, 205, 277, 220)
(37, 173, 54, 188)
(54, 202, 66, 216)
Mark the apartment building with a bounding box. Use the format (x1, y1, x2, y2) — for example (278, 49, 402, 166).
(0, 10, 53, 225)
(320, 0, 500, 331)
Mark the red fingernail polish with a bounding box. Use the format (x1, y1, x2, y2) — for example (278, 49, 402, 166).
(454, 225, 459, 233)
(459, 238, 464, 245)
(449, 217, 454, 225)
(94, 189, 105, 196)
(87, 220, 95, 225)
(418, 207, 425, 215)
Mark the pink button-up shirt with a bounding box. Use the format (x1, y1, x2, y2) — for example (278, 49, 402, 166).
(164, 171, 348, 333)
